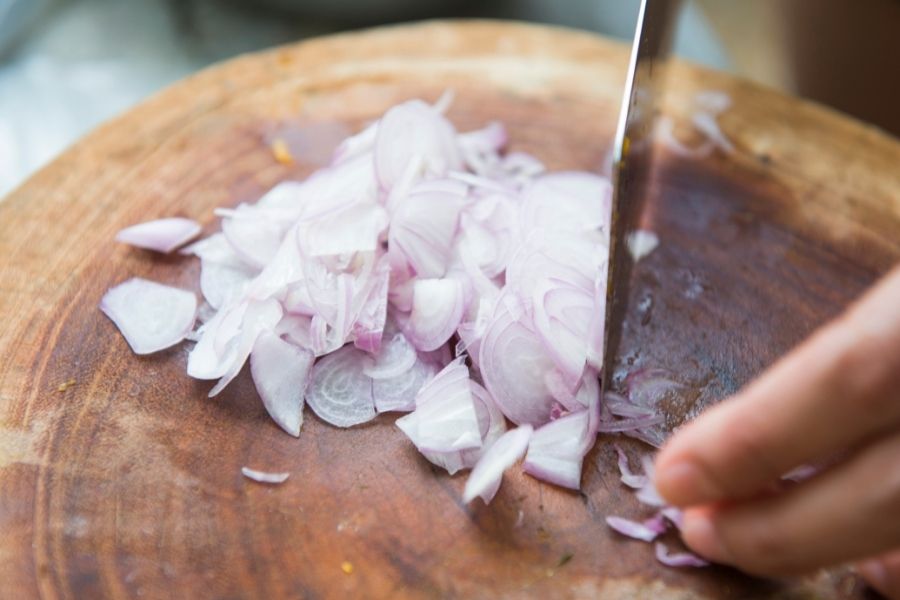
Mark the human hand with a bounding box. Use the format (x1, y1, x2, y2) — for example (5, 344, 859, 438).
(654, 266, 900, 598)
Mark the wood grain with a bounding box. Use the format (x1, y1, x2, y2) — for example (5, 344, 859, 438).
(1, 20, 898, 600)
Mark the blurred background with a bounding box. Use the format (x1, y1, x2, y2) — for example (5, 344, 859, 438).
(0, 0, 897, 197)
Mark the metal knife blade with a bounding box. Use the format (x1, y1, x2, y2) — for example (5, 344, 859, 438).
(601, 0, 682, 394)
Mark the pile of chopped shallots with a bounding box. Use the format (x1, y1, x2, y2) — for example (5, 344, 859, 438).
(101, 93, 729, 568)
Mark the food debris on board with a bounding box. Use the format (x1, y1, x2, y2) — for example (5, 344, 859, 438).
(626, 230, 659, 263)
(271, 138, 295, 165)
(101, 90, 734, 569)
(115, 217, 202, 253)
(56, 379, 77, 392)
(241, 467, 290, 484)
(605, 444, 709, 567)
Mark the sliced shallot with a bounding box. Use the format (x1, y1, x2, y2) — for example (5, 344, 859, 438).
(627, 230, 659, 263)
(363, 333, 417, 380)
(116, 217, 202, 253)
(479, 304, 558, 426)
(655, 542, 710, 568)
(405, 278, 465, 351)
(241, 467, 290, 484)
(250, 330, 314, 437)
(463, 425, 533, 504)
(396, 357, 481, 453)
(605, 516, 661, 543)
(100, 278, 197, 355)
(306, 344, 375, 428)
(100, 94, 683, 527)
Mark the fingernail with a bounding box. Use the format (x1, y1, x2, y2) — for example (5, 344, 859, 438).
(857, 560, 888, 593)
(681, 513, 730, 564)
(655, 461, 718, 505)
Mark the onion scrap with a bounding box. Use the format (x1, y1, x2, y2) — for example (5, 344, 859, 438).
(116, 217, 202, 253)
(241, 467, 290, 484)
(606, 444, 709, 568)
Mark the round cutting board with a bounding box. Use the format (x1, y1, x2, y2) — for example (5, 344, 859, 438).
(1, 21, 898, 600)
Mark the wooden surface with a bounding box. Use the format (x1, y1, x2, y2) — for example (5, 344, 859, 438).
(1, 20, 899, 600)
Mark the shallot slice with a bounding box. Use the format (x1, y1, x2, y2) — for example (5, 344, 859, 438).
(250, 330, 314, 437)
(299, 203, 388, 258)
(655, 542, 710, 568)
(116, 217, 201, 253)
(627, 230, 659, 263)
(463, 425, 533, 504)
(520, 172, 612, 236)
(363, 333, 417, 380)
(388, 182, 467, 279)
(523, 408, 591, 490)
(634, 455, 666, 507)
(605, 516, 661, 543)
(395, 357, 481, 453)
(221, 207, 285, 268)
(182, 233, 257, 310)
(405, 278, 465, 351)
(100, 278, 196, 354)
(606, 450, 710, 569)
(479, 305, 557, 426)
(241, 467, 290, 484)
(614, 445, 648, 489)
(373, 356, 436, 413)
(531, 278, 593, 389)
(186, 306, 239, 380)
(374, 99, 461, 189)
(420, 381, 508, 475)
(306, 344, 375, 428)
(208, 298, 283, 397)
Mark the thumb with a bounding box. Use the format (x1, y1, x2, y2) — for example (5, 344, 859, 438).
(858, 549, 900, 599)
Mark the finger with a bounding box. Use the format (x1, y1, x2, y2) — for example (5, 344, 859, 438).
(858, 549, 900, 600)
(655, 265, 900, 507)
(678, 433, 900, 576)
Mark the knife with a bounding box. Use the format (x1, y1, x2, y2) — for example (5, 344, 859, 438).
(601, 0, 682, 394)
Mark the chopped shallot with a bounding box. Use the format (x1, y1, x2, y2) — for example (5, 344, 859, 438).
(99, 94, 704, 551)
(627, 230, 659, 263)
(605, 516, 661, 542)
(606, 447, 708, 569)
(463, 425, 533, 504)
(116, 217, 202, 253)
(100, 278, 197, 354)
(251, 330, 314, 437)
(241, 467, 290, 484)
(655, 542, 710, 568)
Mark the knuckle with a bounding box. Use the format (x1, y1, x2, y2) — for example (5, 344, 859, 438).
(884, 561, 900, 597)
(722, 521, 793, 575)
(830, 319, 900, 414)
(714, 414, 780, 493)
(875, 439, 900, 518)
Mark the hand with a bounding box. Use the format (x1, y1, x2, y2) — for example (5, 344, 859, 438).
(654, 265, 900, 598)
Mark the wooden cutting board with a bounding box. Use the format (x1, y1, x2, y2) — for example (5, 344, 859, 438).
(1, 21, 898, 600)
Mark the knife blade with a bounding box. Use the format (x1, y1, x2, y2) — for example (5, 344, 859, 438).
(601, 0, 682, 394)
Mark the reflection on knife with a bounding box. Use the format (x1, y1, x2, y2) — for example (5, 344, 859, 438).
(601, 0, 683, 394)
